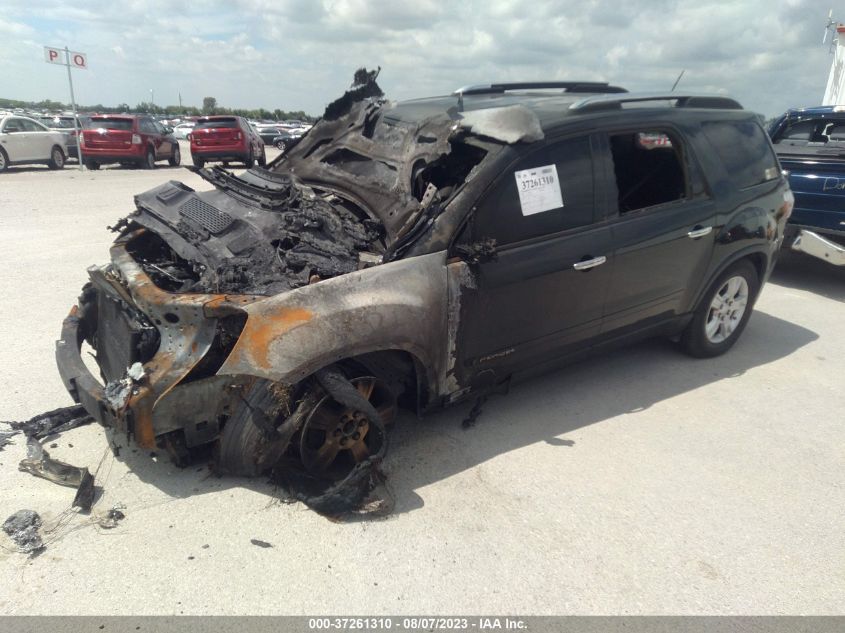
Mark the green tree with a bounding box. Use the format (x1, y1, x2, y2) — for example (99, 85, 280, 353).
(202, 96, 217, 114)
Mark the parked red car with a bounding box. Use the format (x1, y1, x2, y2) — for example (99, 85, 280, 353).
(80, 115, 180, 170)
(188, 116, 265, 168)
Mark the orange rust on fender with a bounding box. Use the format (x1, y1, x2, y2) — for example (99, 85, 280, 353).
(229, 307, 313, 370)
(129, 384, 157, 449)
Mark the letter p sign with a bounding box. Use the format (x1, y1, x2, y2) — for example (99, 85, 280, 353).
(44, 47, 62, 64)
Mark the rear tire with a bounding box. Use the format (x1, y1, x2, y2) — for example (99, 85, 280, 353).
(681, 260, 759, 358)
(142, 147, 156, 169)
(258, 147, 267, 167)
(244, 147, 254, 168)
(168, 145, 181, 167)
(85, 160, 100, 170)
(0, 147, 8, 172)
(47, 146, 65, 169)
(192, 156, 205, 169)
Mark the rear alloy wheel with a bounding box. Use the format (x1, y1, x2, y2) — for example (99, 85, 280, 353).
(192, 156, 205, 169)
(0, 147, 8, 172)
(681, 260, 759, 358)
(275, 139, 287, 152)
(168, 145, 181, 167)
(142, 147, 156, 169)
(47, 146, 65, 169)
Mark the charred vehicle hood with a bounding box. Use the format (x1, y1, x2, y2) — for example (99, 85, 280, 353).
(125, 169, 385, 295)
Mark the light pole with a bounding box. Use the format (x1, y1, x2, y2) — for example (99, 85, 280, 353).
(149, 88, 154, 112)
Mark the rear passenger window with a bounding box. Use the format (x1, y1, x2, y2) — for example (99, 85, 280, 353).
(139, 119, 157, 134)
(702, 120, 779, 188)
(472, 136, 595, 245)
(609, 130, 687, 214)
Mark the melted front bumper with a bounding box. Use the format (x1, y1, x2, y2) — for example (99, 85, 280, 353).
(55, 231, 256, 449)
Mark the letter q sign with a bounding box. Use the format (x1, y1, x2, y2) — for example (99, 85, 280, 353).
(44, 47, 88, 70)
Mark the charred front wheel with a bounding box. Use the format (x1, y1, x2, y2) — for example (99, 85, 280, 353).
(299, 377, 397, 480)
(681, 260, 759, 358)
(216, 374, 397, 478)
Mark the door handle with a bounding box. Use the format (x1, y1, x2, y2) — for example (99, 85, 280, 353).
(687, 226, 713, 239)
(573, 255, 607, 271)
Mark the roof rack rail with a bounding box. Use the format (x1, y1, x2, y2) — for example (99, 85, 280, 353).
(452, 82, 628, 96)
(569, 93, 743, 112)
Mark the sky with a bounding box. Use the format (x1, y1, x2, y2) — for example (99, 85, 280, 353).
(0, 0, 839, 118)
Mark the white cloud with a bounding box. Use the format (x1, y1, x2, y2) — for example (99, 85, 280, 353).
(0, 0, 837, 118)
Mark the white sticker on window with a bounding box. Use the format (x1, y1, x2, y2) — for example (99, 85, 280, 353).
(514, 165, 564, 216)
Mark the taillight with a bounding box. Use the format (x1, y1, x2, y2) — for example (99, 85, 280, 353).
(132, 134, 142, 144)
(79, 133, 85, 147)
(236, 132, 243, 140)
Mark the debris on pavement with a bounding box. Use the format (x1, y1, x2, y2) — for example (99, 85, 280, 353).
(3, 510, 44, 554)
(461, 396, 487, 429)
(250, 538, 273, 548)
(4, 404, 93, 440)
(0, 428, 19, 450)
(19, 437, 96, 512)
(97, 505, 126, 529)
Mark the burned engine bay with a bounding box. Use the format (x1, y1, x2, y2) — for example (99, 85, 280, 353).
(117, 68, 493, 297)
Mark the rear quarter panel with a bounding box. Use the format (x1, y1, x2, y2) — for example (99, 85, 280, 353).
(688, 120, 788, 303)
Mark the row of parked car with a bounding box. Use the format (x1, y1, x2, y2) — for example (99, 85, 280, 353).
(169, 120, 307, 151)
(0, 113, 304, 171)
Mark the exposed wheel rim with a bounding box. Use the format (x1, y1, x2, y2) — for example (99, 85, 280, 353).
(52, 148, 64, 167)
(705, 275, 749, 344)
(299, 377, 397, 480)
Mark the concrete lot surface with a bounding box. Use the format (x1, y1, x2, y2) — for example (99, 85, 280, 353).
(0, 153, 843, 615)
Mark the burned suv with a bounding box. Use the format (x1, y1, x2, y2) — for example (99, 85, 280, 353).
(56, 72, 792, 508)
